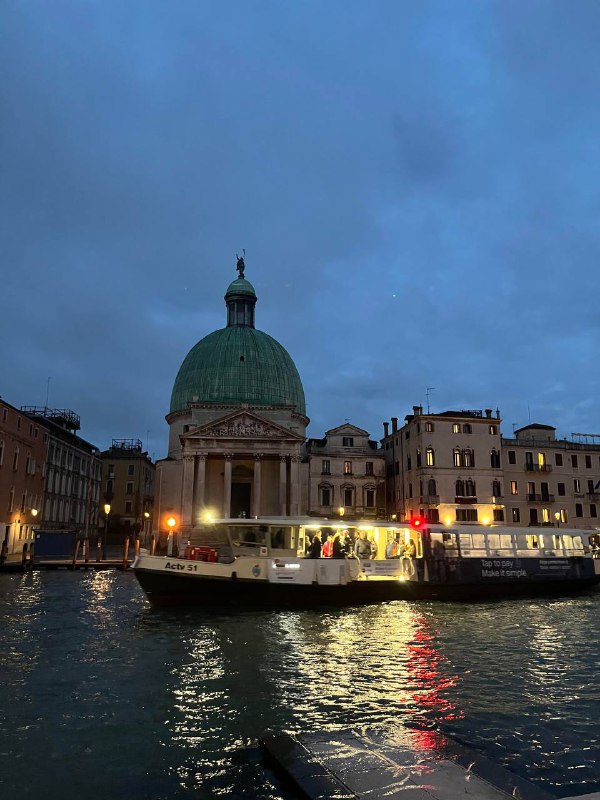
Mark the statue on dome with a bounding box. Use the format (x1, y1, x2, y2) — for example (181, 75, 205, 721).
(236, 252, 245, 278)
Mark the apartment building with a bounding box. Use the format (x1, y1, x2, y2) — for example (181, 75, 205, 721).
(99, 439, 154, 541)
(382, 405, 503, 524)
(306, 424, 385, 519)
(21, 406, 101, 537)
(0, 399, 48, 558)
(502, 424, 600, 528)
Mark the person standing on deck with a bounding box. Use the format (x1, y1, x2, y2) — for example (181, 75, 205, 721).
(307, 530, 322, 558)
(332, 532, 345, 559)
(355, 531, 371, 560)
(322, 534, 334, 558)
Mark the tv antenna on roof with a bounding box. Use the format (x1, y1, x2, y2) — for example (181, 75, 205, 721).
(425, 387, 435, 414)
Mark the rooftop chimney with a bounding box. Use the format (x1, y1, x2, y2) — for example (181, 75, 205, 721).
(485, 409, 492, 418)
(383, 422, 389, 437)
(391, 417, 398, 433)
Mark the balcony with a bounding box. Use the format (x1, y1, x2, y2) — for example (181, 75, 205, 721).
(525, 464, 553, 472)
(526, 493, 555, 503)
(455, 496, 477, 504)
(587, 492, 600, 501)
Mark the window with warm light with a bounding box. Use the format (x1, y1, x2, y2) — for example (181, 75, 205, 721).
(425, 422, 434, 432)
(453, 448, 461, 467)
(343, 461, 352, 475)
(510, 480, 518, 495)
(452, 423, 461, 434)
(426, 447, 435, 466)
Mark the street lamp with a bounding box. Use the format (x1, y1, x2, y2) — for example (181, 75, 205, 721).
(338, 506, 345, 519)
(102, 503, 111, 559)
(166, 516, 177, 557)
(554, 511, 561, 528)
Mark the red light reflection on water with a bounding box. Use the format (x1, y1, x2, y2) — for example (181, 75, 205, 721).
(406, 623, 463, 722)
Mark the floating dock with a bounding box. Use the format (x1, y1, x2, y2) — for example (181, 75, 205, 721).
(262, 727, 598, 800)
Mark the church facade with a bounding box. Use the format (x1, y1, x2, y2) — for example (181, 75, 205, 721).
(154, 259, 385, 535)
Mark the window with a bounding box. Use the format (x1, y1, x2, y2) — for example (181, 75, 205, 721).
(343, 461, 352, 475)
(453, 448, 461, 467)
(525, 452, 533, 467)
(456, 508, 478, 522)
(125, 501, 132, 513)
(588, 479, 595, 493)
(542, 508, 550, 524)
(425, 422, 434, 432)
(574, 479, 581, 493)
(416, 448, 422, 468)
(394, 461, 400, 475)
(25, 454, 31, 475)
(591, 504, 597, 518)
(490, 449, 501, 468)
(128, 464, 134, 476)
(320, 487, 331, 506)
(463, 423, 472, 434)
(489, 425, 497, 435)
(426, 508, 439, 522)
(0, 441, 3, 466)
(365, 489, 375, 508)
(512, 508, 520, 523)
(126, 482, 133, 495)
(555, 453, 563, 466)
(493, 479, 502, 497)
(407, 455, 412, 470)
(559, 509, 568, 523)
(428, 479, 437, 496)
(408, 483, 413, 498)
(538, 452, 546, 468)
(557, 482, 565, 496)
(322, 460, 330, 475)
(586, 455, 592, 468)
(2, 409, 6, 422)
(342, 437, 354, 447)
(508, 450, 516, 464)
(426, 447, 435, 466)
(343, 488, 353, 506)
(8, 487, 14, 512)
(571, 455, 578, 468)
(465, 479, 476, 497)
(365, 462, 373, 476)
(34, 427, 38, 439)
(527, 481, 535, 495)
(452, 423, 461, 434)
(17, 417, 21, 430)
(106, 479, 113, 494)
(463, 449, 475, 468)
(108, 464, 115, 476)
(455, 479, 465, 496)
(575, 503, 583, 518)
(12, 447, 19, 471)
(493, 509, 504, 522)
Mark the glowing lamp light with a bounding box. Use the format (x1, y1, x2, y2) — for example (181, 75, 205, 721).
(166, 516, 177, 529)
(444, 517, 452, 526)
(201, 509, 215, 524)
(144, 511, 150, 519)
(104, 503, 111, 516)
(482, 517, 490, 526)
(338, 506, 345, 517)
(410, 516, 425, 529)
(31, 508, 38, 517)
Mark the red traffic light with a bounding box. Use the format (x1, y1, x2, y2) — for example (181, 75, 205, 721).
(410, 516, 425, 529)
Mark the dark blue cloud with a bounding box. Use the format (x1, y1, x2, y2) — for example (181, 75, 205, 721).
(2, 0, 600, 456)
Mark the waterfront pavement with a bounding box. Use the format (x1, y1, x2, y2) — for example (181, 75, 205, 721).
(262, 727, 600, 800)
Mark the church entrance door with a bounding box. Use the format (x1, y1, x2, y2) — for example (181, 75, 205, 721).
(231, 483, 251, 518)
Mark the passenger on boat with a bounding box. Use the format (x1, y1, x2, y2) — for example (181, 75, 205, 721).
(307, 530, 322, 559)
(332, 532, 345, 559)
(385, 536, 400, 559)
(355, 531, 372, 560)
(322, 534, 334, 558)
(369, 537, 378, 559)
(405, 540, 416, 559)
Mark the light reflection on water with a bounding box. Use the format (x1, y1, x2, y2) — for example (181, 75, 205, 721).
(0, 572, 599, 799)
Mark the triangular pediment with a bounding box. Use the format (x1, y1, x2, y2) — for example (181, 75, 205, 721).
(325, 423, 370, 437)
(181, 409, 305, 442)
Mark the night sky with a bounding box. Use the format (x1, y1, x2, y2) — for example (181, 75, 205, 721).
(3, 1, 600, 458)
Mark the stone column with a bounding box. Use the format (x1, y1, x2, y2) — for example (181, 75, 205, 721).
(290, 455, 300, 516)
(279, 455, 287, 516)
(194, 453, 207, 518)
(223, 455, 232, 518)
(252, 454, 262, 518)
(182, 454, 195, 526)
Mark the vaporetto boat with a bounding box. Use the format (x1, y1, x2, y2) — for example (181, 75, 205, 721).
(132, 518, 600, 606)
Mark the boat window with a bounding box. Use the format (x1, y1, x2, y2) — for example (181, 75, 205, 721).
(526, 534, 539, 550)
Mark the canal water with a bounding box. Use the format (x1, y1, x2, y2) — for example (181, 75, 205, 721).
(1, 571, 599, 800)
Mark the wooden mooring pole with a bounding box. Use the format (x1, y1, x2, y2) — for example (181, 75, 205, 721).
(122, 536, 130, 570)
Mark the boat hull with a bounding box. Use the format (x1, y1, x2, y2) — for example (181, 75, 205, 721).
(133, 564, 599, 608)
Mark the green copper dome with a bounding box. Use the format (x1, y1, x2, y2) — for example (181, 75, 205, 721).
(169, 261, 306, 415)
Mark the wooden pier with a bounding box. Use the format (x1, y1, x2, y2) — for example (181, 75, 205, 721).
(262, 727, 599, 800)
